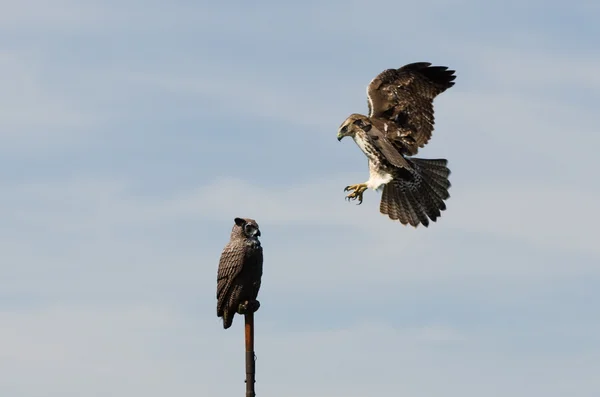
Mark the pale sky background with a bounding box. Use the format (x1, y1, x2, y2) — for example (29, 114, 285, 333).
(1, 1, 599, 396)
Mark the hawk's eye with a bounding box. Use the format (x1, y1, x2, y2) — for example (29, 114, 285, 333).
(341, 125, 348, 133)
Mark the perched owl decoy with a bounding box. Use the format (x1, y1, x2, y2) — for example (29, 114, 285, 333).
(216, 217, 263, 329)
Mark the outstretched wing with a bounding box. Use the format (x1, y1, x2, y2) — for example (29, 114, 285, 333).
(367, 62, 456, 155)
(216, 241, 245, 316)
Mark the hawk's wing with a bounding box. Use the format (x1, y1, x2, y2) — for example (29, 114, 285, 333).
(367, 62, 456, 155)
(216, 241, 245, 315)
(363, 123, 411, 169)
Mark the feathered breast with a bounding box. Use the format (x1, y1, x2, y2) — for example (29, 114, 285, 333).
(352, 131, 389, 169)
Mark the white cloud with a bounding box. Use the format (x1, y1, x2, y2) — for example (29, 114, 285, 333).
(0, 52, 95, 149)
(448, 183, 600, 256)
(0, 1, 199, 32)
(472, 48, 600, 91)
(1, 305, 597, 397)
(2, 174, 597, 303)
(0, 305, 205, 396)
(1, 1, 599, 395)
(137, 176, 600, 260)
(126, 72, 352, 129)
(0, 1, 104, 29)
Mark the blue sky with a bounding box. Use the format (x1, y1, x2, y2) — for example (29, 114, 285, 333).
(1, 1, 599, 396)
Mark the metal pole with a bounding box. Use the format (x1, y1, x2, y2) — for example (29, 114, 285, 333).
(244, 311, 256, 397)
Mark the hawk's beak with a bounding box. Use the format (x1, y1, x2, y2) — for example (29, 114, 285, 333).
(337, 133, 344, 141)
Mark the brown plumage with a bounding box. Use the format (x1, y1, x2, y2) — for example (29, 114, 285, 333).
(337, 62, 455, 227)
(216, 217, 263, 329)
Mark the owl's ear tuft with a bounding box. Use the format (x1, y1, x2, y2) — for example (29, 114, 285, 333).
(234, 217, 245, 226)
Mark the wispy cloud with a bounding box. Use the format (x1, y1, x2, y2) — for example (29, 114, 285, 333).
(0, 52, 95, 149)
(3, 304, 597, 397)
(1, 0, 599, 396)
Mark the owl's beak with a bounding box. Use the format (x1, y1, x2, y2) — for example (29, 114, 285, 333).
(256, 230, 261, 237)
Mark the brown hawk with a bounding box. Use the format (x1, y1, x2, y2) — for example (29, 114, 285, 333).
(216, 217, 263, 329)
(337, 62, 456, 227)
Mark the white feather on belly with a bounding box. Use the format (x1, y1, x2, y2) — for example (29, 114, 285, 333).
(353, 134, 393, 191)
(367, 160, 393, 190)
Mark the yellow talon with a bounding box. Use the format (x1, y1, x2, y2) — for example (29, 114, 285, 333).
(344, 183, 368, 205)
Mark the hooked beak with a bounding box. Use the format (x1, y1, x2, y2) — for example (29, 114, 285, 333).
(256, 230, 261, 237)
(337, 132, 344, 142)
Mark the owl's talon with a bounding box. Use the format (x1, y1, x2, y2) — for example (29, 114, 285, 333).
(344, 183, 367, 205)
(237, 300, 260, 315)
(248, 300, 260, 313)
(237, 302, 248, 314)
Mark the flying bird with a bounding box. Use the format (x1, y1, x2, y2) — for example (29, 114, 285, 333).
(337, 62, 456, 227)
(216, 217, 263, 329)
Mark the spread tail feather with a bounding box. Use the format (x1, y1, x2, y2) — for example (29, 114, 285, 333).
(380, 158, 451, 227)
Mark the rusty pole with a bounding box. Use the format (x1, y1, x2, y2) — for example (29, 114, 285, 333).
(244, 311, 256, 397)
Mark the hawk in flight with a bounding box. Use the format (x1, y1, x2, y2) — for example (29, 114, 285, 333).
(217, 217, 263, 329)
(337, 62, 456, 227)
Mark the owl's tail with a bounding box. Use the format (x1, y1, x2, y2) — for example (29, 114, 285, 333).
(380, 158, 451, 227)
(222, 309, 235, 329)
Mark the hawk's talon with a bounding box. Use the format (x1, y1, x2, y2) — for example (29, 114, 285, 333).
(344, 183, 368, 205)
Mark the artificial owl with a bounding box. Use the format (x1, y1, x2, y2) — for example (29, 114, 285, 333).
(216, 217, 263, 329)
